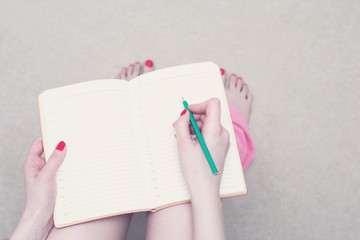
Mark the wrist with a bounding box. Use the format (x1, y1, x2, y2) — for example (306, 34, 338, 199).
(189, 189, 226, 240)
(11, 208, 53, 240)
(190, 186, 221, 202)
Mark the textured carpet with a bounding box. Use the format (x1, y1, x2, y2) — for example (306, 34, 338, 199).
(1, 0, 359, 239)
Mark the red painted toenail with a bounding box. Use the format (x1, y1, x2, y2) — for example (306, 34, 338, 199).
(135, 62, 140, 64)
(238, 76, 243, 80)
(145, 60, 153, 67)
(231, 74, 237, 78)
(220, 68, 225, 75)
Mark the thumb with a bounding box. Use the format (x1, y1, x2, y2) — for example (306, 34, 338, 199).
(40, 141, 67, 179)
(173, 109, 192, 148)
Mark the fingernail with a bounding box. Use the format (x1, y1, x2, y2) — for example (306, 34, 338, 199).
(220, 68, 225, 75)
(180, 109, 187, 116)
(56, 141, 66, 151)
(145, 59, 153, 67)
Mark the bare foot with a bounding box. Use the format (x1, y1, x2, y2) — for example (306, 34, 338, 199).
(115, 60, 154, 80)
(220, 68, 252, 122)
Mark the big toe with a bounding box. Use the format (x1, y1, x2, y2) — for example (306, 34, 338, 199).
(143, 59, 155, 73)
(220, 68, 228, 87)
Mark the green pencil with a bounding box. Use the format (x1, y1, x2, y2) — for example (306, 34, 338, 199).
(182, 98, 219, 175)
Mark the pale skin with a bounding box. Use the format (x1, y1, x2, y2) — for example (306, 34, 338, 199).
(11, 61, 253, 240)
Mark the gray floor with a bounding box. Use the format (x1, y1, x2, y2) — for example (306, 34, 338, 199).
(1, 0, 359, 239)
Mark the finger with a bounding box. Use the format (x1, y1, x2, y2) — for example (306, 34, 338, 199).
(192, 113, 206, 122)
(188, 98, 221, 128)
(177, 112, 203, 134)
(40, 141, 67, 180)
(173, 109, 193, 149)
(24, 137, 45, 180)
(26, 136, 44, 159)
(189, 120, 203, 135)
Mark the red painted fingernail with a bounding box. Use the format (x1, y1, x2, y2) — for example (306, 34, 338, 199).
(145, 60, 153, 67)
(220, 68, 225, 75)
(56, 141, 66, 151)
(180, 109, 187, 116)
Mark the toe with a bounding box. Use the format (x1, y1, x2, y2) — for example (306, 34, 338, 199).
(229, 74, 238, 89)
(133, 62, 141, 76)
(114, 73, 121, 79)
(246, 91, 252, 101)
(144, 59, 154, 73)
(115, 67, 126, 79)
(242, 83, 249, 96)
(127, 64, 135, 80)
(118, 67, 127, 80)
(236, 76, 243, 91)
(220, 68, 227, 87)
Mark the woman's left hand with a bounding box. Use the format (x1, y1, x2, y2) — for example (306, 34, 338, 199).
(11, 137, 67, 240)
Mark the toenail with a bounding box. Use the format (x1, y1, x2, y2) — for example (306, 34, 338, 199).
(231, 74, 237, 77)
(238, 76, 243, 80)
(145, 60, 153, 67)
(220, 68, 225, 75)
(135, 62, 140, 64)
(130, 64, 134, 67)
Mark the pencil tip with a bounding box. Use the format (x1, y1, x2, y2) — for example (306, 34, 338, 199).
(182, 97, 185, 101)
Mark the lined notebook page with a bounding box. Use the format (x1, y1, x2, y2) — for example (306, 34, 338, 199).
(39, 80, 148, 227)
(130, 62, 247, 208)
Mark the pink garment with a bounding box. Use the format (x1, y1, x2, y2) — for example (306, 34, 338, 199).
(228, 104, 255, 171)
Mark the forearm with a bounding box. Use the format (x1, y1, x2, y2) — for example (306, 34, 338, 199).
(190, 188, 226, 240)
(11, 209, 53, 240)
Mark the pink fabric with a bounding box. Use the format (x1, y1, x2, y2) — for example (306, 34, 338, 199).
(228, 104, 255, 171)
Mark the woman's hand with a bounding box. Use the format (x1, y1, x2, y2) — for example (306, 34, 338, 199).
(173, 98, 230, 197)
(11, 137, 67, 240)
(173, 98, 229, 240)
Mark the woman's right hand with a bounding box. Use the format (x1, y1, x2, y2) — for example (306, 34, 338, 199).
(172, 98, 230, 197)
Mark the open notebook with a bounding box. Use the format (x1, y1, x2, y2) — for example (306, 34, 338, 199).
(38, 62, 247, 228)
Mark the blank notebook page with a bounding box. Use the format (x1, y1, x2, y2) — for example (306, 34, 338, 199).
(39, 80, 148, 226)
(130, 62, 246, 208)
